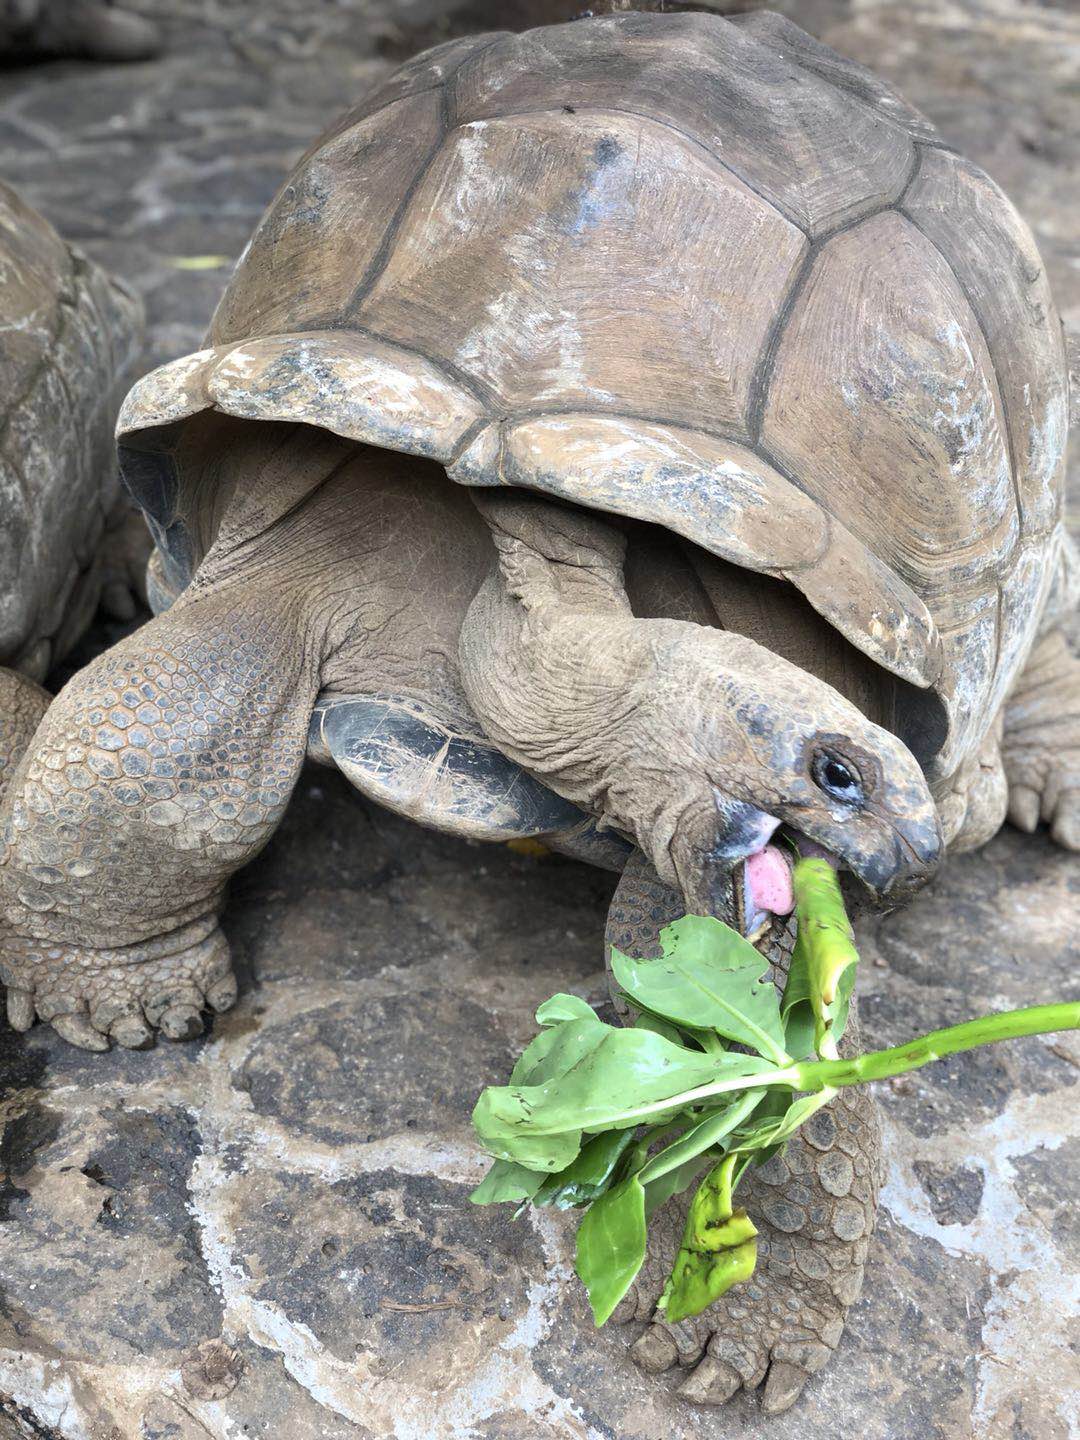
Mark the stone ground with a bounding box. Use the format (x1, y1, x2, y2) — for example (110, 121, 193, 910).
(0, 1, 1078, 1437)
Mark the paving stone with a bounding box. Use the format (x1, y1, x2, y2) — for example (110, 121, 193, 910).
(0, 2, 1077, 1438)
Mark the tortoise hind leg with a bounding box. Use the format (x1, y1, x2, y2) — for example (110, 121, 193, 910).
(0, 581, 321, 1050)
(1002, 629, 1080, 850)
(1002, 538, 1080, 851)
(605, 850, 881, 1415)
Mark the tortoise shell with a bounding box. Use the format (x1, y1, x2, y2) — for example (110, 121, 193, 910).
(1, 181, 142, 680)
(117, 9, 1069, 794)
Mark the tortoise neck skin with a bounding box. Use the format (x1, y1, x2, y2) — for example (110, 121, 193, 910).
(459, 489, 942, 913)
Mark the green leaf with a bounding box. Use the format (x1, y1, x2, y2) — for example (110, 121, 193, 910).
(627, 999, 727, 1054)
(632, 1010, 685, 1046)
(643, 1156, 710, 1219)
(575, 1176, 648, 1326)
(508, 1014, 610, 1086)
(779, 951, 815, 1060)
(470, 1158, 548, 1205)
(536, 994, 598, 1026)
(636, 1089, 767, 1187)
(729, 1088, 835, 1159)
(534, 1129, 640, 1209)
(474, 1023, 773, 1170)
(611, 915, 789, 1063)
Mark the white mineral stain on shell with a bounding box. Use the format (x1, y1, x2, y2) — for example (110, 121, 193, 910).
(117, 347, 215, 433)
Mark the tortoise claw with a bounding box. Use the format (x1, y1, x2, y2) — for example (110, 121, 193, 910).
(1008, 784, 1040, 832)
(630, 1325, 678, 1374)
(6, 988, 35, 1032)
(761, 1360, 812, 1415)
(111, 1013, 155, 1049)
(1050, 792, 1080, 850)
(160, 1005, 204, 1041)
(205, 973, 238, 1013)
(676, 1353, 743, 1406)
(52, 1012, 110, 1051)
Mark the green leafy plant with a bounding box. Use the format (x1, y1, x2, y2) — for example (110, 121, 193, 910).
(471, 858, 1079, 1326)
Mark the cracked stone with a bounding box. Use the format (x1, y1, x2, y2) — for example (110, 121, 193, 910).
(0, 1, 1077, 1437)
(913, 1161, 986, 1227)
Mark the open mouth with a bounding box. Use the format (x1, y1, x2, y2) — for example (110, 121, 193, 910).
(736, 829, 838, 943)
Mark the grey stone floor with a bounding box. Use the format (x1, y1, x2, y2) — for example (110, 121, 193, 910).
(0, 3, 1078, 1438)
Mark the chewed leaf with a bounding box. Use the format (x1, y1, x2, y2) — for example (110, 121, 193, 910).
(534, 1129, 640, 1209)
(611, 915, 788, 1062)
(659, 1154, 758, 1324)
(470, 1158, 548, 1205)
(575, 1176, 648, 1325)
(792, 858, 859, 1058)
(509, 1014, 610, 1086)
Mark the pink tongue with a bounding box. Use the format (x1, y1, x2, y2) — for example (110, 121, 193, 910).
(745, 844, 794, 916)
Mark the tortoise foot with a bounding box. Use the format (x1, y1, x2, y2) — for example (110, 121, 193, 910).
(1, 919, 236, 1052)
(614, 1086, 881, 1415)
(1003, 630, 1080, 851)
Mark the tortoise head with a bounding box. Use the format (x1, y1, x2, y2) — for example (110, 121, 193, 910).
(634, 627, 944, 927)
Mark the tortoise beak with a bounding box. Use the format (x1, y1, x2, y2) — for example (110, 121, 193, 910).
(831, 810, 943, 904)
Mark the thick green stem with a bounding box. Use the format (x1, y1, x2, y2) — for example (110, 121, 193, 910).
(794, 1003, 1079, 1091)
(578, 1003, 1079, 1128)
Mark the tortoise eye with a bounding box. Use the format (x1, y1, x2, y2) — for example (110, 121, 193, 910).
(810, 749, 865, 806)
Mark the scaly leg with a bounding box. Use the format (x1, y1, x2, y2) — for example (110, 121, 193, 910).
(0, 668, 50, 808)
(1003, 628, 1080, 850)
(605, 850, 881, 1415)
(0, 581, 320, 1049)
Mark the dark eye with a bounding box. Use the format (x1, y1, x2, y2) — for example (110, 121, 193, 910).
(811, 749, 864, 806)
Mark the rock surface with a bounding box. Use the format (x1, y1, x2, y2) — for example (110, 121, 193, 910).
(0, 2, 1077, 1438)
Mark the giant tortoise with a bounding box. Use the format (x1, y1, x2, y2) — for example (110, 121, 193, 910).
(0, 180, 144, 808)
(1, 9, 1076, 1414)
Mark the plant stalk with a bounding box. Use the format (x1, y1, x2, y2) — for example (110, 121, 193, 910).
(794, 1003, 1079, 1091)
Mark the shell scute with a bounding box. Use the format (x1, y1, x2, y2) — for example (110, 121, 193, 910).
(206, 332, 483, 459)
(763, 210, 1018, 610)
(210, 87, 444, 346)
(729, 11, 940, 145)
(452, 11, 914, 236)
(358, 109, 807, 431)
(902, 149, 1067, 539)
(318, 31, 503, 149)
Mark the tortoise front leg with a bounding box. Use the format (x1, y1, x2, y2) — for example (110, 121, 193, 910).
(0, 581, 321, 1050)
(605, 850, 881, 1416)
